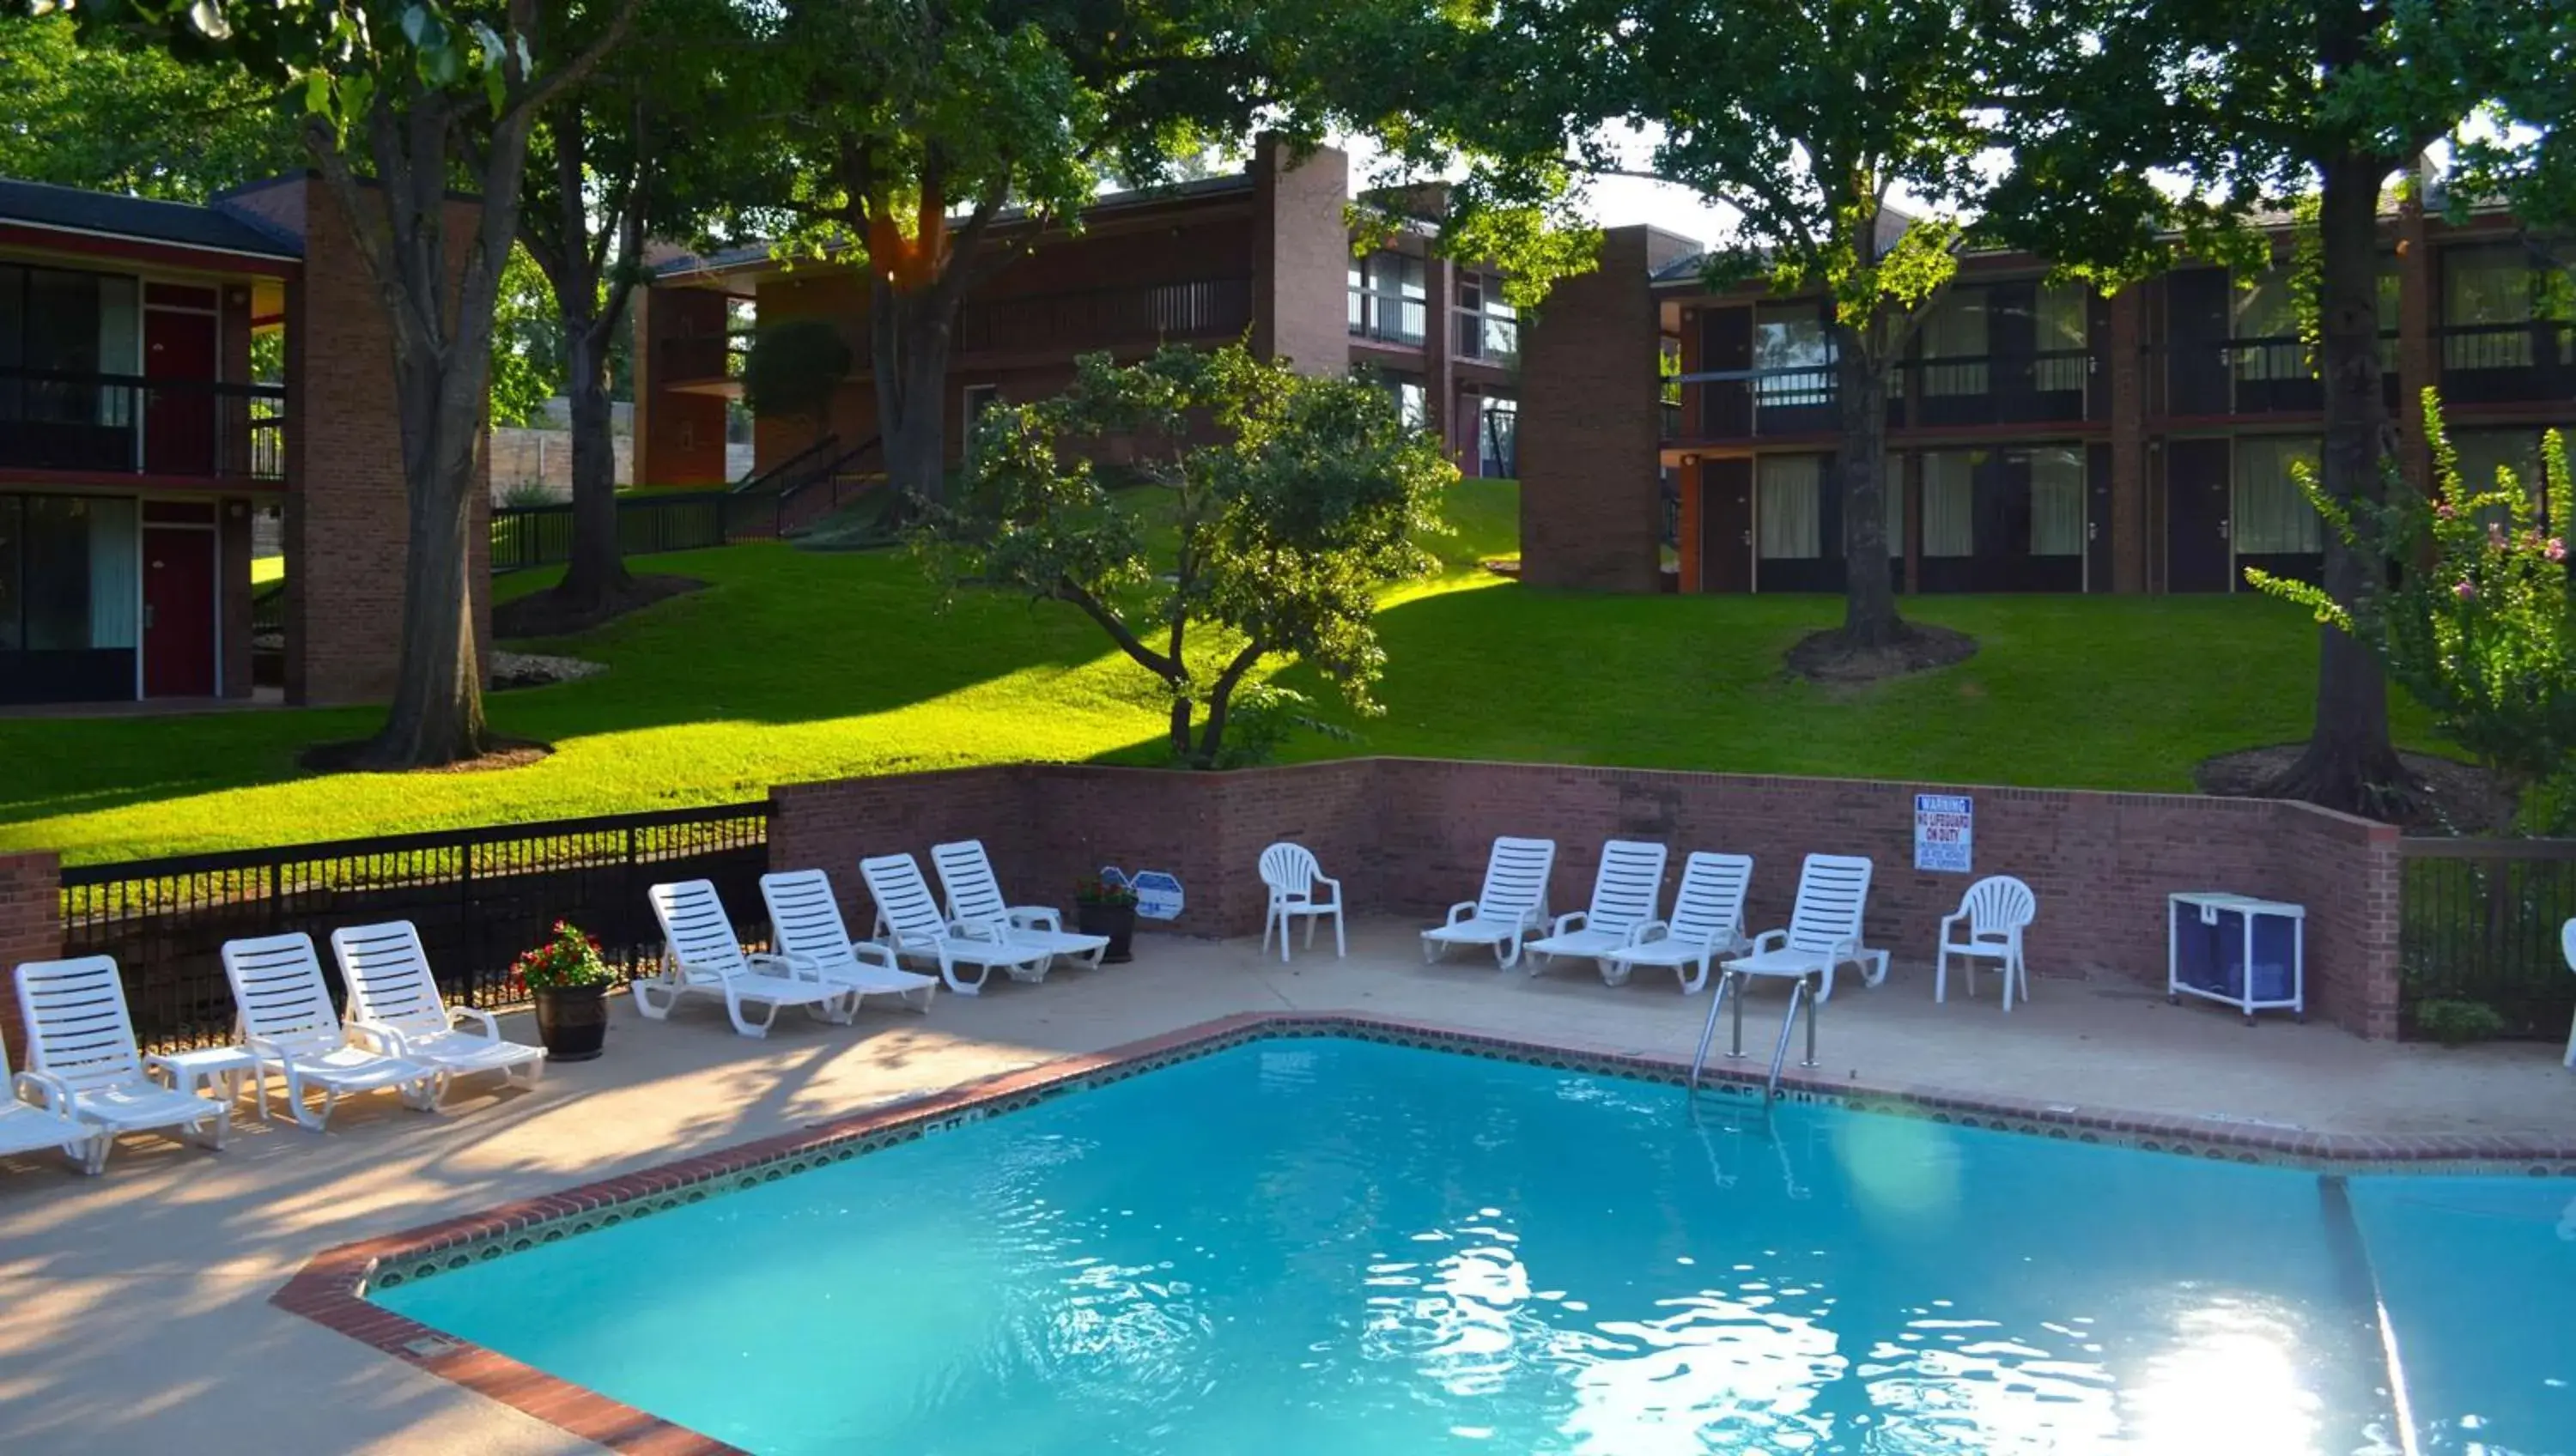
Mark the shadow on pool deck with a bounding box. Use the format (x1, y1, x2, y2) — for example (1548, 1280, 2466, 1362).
(3, 918, 2570, 1454)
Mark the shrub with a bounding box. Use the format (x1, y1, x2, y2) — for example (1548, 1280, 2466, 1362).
(2412, 997, 2508, 1046)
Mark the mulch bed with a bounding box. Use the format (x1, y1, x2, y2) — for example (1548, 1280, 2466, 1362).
(491, 573, 704, 640)
(298, 737, 555, 774)
(1783, 622, 1979, 684)
(2195, 743, 2512, 834)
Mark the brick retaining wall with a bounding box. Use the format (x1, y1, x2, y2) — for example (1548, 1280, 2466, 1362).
(769, 758, 2404, 1037)
(0, 852, 62, 1066)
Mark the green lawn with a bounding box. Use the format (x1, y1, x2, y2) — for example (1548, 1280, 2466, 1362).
(0, 479, 2428, 864)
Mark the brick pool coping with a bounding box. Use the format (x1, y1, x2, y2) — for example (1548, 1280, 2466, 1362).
(271, 1010, 2576, 1454)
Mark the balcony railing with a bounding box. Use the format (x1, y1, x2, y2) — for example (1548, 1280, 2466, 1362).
(0, 367, 285, 482)
(1348, 288, 1427, 347)
(960, 276, 1254, 357)
(1901, 347, 2097, 426)
(1456, 311, 1518, 367)
(2439, 320, 2575, 405)
(2166, 334, 2404, 416)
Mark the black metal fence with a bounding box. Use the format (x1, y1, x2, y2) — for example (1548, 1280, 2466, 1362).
(2397, 837, 2576, 1039)
(489, 490, 744, 573)
(60, 802, 773, 1053)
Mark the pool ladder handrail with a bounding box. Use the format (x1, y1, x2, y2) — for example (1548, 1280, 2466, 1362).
(1687, 968, 1821, 1101)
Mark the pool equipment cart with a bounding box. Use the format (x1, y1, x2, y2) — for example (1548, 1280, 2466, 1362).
(2167, 892, 2306, 1024)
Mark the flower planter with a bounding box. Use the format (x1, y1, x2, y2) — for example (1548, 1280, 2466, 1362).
(1076, 901, 1137, 963)
(532, 983, 611, 1062)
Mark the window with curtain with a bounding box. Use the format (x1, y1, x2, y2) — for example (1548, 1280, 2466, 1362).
(2029, 447, 2086, 556)
(2233, 437, 2324, 554)
(2232, 269, 2307, 382)
(85, 496, 137, 650)
(1756, 455, 1822, 559)
(2452, 430, 2546, 534)
(1922, 451, 1978, 557)
(2444, 244, 2535, 369)
(1920, 289, 1989, 396)
(1753, 303, 1833, 408)
(2036, 284, 2089, 392)
(21, 494, 96, 649)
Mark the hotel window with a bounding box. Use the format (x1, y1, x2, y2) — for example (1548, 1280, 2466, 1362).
(1753, 302, 1834, 409)
(1919, 288, 1989, 396)
(2233, 437, 2324, 554)
(1922, 451, 1978, 557)
(2443, 244, 2536, 370)
(1756, 454, 1823, 560)
(0, 493, 138, 654)
(2029, 447, 2087, 556)
(2452, 430, 2547, 533)
(1456, 272, 1517, 364)
(1349, 253, 1426, 345)
(1476, 394, 1517, 478)
(2232, 269, 2306, 381)
(2035, 283, 2089, 393)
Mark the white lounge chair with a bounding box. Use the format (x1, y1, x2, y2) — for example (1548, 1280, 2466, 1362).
(1936, 876, 2038, 1010)
(760, 869, 940, 1013)
(0, 1037, 100, 1174)
(1423, 837, 1558, 969)
(1526, 839, 1668, 979)
(1259, 842, 1346, 962)
(1719, 853, 1888, 1004)
(220, 933, 439, 1132)
(331, 922, 546, 1098)
(1601, 852, 1756, 994)
(14, 956, 228, 1174)
(2561, 919, 2575, 1069)
(930, 840, 1109, 973)
(638, 880, 859, 1037)
(861, 852, 1053, 995)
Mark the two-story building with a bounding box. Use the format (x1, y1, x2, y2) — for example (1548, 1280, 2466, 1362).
(0, 174, 489, 708)
(633, 139, 1523, 499)
(1522, 207, 2575, 596)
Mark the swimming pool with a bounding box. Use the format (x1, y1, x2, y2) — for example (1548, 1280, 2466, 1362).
(372, 1035, 2575, 1454)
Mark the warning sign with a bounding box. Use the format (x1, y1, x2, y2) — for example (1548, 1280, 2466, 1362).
(1914, 793, 1973, 874)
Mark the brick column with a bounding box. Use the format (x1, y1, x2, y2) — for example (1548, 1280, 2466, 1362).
(1519, 226, 1666, 592)
(2107, 286, 2149, 593)
(632, 285, 735, 488)
(1426, 254, 1460, 467)
(0, 852, 63, 1070)
(1252, 135, 1351, 379)
(2397, 201, 2437, 494)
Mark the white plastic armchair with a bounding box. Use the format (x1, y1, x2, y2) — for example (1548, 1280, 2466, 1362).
(1602, 852, 1755, 994)
(863, 852, 1052, 995)
(0, 1034, 100, 1174)
(1422, 837, 1557, 969)
(2562, 919, 2575, 1069)
(1720, 853, 1886, 1004)
(1259, 842, 1345, 962)
(13, 956, 219, 1174)
(639, 880, 857, 1037)
(220, 933, 438, 1132)
(1525, 840, 1668, 979)
(1936, 876, 2038, 1011)
(930, 840, 1109, 973)
(331, 922, 545, 1098)
(760, 869, 939, 1013)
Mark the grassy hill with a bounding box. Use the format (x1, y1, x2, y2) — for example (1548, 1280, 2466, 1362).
(0, 479, 2426, 863)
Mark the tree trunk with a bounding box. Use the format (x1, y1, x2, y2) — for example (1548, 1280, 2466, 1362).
(2260, 149, 2413, 818)
(873, 278, 957, 502)
(556, 307, 632, 607)
(1834, 328, 1905, 647)
(359, 349, 491, 767)
(1168, 697, 1194, 760)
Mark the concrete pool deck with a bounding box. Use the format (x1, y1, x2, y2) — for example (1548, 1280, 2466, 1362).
(4, 918, 2573, 1454)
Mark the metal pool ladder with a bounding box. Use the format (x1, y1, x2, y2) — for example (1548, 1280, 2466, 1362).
(1687, 969, 1820, 1101)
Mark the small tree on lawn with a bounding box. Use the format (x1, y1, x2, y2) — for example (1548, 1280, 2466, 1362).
(2249, 395, 2576, 834)
(921, 344, 1455, 768)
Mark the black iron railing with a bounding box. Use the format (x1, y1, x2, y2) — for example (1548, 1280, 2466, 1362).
(60, 802, 775, 1053)
(1349, 288, 1428, 347)
(962, 277, 1254, 356)
(1455, 310, 1519, 366)
(489, 490, 738, 572)
(0, 365, 285, 480)
(2397, 837, 2576, 1040)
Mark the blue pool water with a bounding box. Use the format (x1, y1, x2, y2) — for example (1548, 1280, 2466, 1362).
(375, 1038, 2576, 1454)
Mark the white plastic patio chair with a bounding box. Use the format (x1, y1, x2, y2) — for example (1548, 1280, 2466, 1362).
(219, 933, 439, 1132)
(639, 880, 859, 1037)
(1259, 842, 1346, 962)
(930, 840, 1110, 973)
(13, 956, 222, 1174)
(1525, 840, 1668, 979)
(1422, 837, 1558, 969)
(1601, 852, 1756, 994)
(862, 852, 1053, 995)
(759, 869, 940, 1013)
(331, 922, 546, 1099)
(0, 1034, 100, 1174)
(1935, 876, 2038, 1011)
(1718, 853, 1887, 1004)
(2562, 919, 2575, 1069)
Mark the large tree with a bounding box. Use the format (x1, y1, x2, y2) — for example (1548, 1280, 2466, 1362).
(0, 11, 301, 198)
(1990, 0, 2537, 816)
(733, 0, 1304, 506)
(85, 0, 637, 767)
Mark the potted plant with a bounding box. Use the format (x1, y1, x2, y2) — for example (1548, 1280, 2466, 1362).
(516, 920, 615, 1062)
(1072, 876, 1139, 963)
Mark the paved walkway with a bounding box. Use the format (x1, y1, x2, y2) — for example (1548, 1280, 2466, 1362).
(4, 919, 2571, 1454)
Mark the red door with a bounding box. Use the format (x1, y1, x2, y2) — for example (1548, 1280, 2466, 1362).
(143, 526, 216, 697)
(145, 309, 218, 476)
